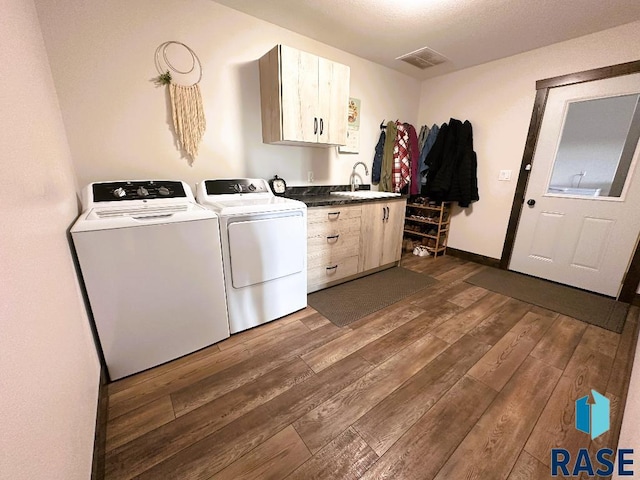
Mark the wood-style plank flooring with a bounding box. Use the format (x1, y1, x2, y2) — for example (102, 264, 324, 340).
(103, 254, 639, 479)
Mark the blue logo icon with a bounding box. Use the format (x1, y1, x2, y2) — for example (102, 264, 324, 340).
(550, 390, 631, 476)
(575, 390, 610, 440)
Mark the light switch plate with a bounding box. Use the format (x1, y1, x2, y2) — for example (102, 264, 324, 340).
(499, 170, 512, 181)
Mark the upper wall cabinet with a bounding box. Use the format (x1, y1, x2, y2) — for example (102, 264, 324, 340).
(259, 45, 350, 146)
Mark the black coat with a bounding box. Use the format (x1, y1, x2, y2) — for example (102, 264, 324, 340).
(424, 118, 479, 207)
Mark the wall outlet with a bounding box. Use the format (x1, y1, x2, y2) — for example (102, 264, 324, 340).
(499, 170, 512, 181)
(307, 171, 314, 183)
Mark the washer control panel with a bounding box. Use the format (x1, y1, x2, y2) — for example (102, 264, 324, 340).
(92, 181, 187, 202)
(204, 179, 270, 195)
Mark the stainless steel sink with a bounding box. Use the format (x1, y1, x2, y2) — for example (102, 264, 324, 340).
(330, 191, 401, 199)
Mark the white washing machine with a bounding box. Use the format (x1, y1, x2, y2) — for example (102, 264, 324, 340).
(196, 178, 307, 334)
(71, 180, 229, 380)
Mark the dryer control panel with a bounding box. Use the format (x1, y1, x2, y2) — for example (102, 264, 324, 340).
(92, 181, 187, 202)
(204, 179, 270, 195)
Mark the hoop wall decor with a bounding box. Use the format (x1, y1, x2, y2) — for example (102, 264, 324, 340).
(154, 41, 206, 160)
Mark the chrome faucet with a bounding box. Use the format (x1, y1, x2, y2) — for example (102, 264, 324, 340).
(351, 161, 369, 191)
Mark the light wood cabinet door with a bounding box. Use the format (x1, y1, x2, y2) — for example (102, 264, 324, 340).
(381, 200, 406, 265)
(359, 199, 407, 272)
(259, 45, 349, 146)
(359, 202, 387, 272)
(318, 57, 350, 145)
(280, 45, 318, 143)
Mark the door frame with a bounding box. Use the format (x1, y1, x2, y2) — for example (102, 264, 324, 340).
(500, 59, 640, 302)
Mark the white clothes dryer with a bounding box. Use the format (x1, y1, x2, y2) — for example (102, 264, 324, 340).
(196, 178, 307, 334)
(71, 180, 229, 380)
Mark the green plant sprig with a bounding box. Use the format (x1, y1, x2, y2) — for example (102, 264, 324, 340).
(154, 71, 172, 86)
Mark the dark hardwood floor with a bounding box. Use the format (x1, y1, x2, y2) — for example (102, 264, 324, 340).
(104, 254, 639, 479)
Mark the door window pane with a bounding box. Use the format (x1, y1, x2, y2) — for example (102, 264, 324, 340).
(547, 94, 640, 198)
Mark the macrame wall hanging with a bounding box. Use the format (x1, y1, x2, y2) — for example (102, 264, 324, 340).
(154, 41, 206, 161)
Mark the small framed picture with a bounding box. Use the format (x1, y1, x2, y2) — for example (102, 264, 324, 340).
(339, 98, 361, 154)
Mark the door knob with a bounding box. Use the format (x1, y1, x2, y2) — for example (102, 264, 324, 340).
(527, 199, 536, 207)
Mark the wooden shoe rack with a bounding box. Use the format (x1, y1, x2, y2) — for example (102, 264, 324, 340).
(403, 200, 450, 257)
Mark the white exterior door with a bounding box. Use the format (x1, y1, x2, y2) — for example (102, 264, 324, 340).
(510, 73, 640, 297)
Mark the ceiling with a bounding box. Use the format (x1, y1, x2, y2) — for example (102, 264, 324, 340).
(213, 0, 640, 80)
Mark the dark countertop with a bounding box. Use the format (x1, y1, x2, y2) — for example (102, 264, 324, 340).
(283, 184, 407, 207)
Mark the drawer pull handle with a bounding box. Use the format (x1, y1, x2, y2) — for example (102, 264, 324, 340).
(327, 211, 340, 219)
(326, 234, 340, 241)
(326, 265, 338, 271)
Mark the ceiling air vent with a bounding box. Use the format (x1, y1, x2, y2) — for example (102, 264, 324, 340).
(397, 46, 448, 70)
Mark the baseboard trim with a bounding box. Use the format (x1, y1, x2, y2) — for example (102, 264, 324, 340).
(446, 247, 501, 268)
(91, 366, 108, 480)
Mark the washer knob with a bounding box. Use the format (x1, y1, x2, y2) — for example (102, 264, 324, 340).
(234, 183, 242, 193)
(137, 186, 149, 197)
(248, 183, 256, 192)
(113, 187, 126, 198)
(158, 186, 170, 196)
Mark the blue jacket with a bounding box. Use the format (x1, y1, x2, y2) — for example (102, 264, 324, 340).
(371, 130, 385, 184)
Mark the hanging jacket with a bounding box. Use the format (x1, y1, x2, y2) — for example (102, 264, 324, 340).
(418, 125, 428, 151)
(393, 122, 410, 193)
(419, 124, 439, 186)
(425, 119, 479, 207)
(371, 129, 385, 185)
(405, 124, 421, 195)
(427, 118, 461, 201)
(448, 120, 479, 207)
(380, 121, 397, 192)
(423, 123, 449, 197)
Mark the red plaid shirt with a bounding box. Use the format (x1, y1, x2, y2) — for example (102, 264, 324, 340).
(393, 123, 411, 192)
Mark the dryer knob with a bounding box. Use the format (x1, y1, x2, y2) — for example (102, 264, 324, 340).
(248, 183, 256, 192)
(158, 186, 170, 196)
(113, 187, 126, 198)
(234, 183, 242, 193)
(137, 186, 149, 197)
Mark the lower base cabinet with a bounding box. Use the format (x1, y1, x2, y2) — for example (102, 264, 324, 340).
(306, 198, 406, 293)
(307, 204, 362, 293)
(359, 200, 406, 272)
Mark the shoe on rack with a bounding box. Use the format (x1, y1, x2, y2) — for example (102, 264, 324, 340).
(413, 246, 421, 256)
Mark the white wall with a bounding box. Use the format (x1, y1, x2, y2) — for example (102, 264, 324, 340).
(417, 21, 640, 259)
(0, 0, 100, 478)
(34, 0, 421, 192)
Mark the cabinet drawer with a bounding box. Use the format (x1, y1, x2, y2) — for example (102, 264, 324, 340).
(307, 216, 361, 239)
(308, 227, 360, 253)
(308, 233, 361, 268)
(308, 255, 359, 287)
(307, 204, 362, 224)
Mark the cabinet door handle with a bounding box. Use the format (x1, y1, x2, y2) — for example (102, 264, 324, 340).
(326, 265, 338, 271)
(327, 211, 340, 219)
(314, 117, 318, 135)
(382, 207, 386, 222)
(320, 118, 324, 135)
(386, 206, 390, 222)
(326, 234, 340, 241)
